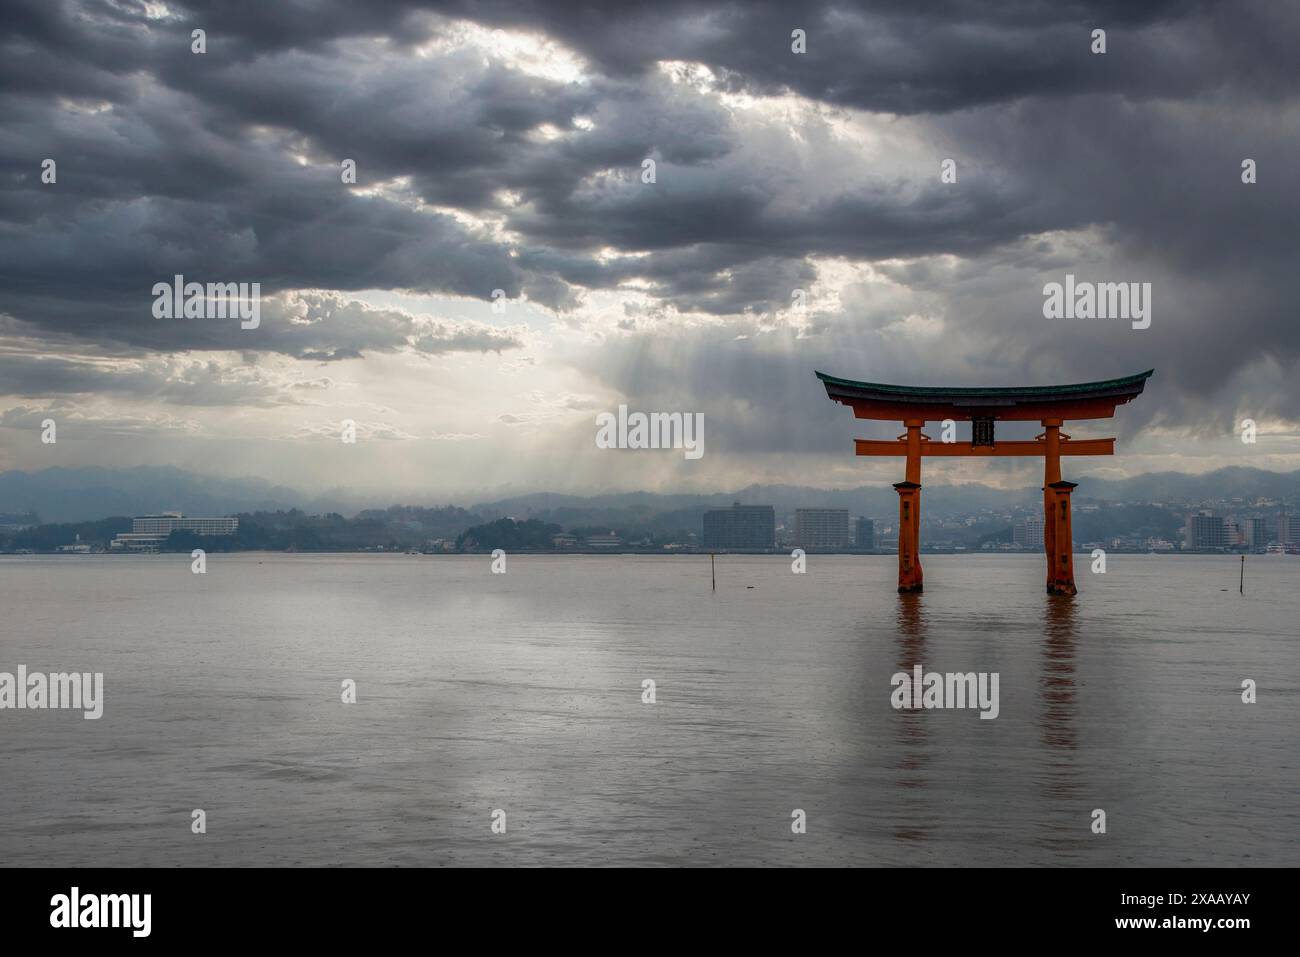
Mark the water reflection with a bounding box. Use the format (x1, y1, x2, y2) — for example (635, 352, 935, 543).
(1040, 595, 1080, 754)
(891, 592, 931, 841)
(895, 591, 927, 669)
(1036, 595, 1083, 852)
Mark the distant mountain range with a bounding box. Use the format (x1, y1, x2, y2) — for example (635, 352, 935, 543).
(0, 466, 312, 524)
(1, 465, 1297, 525)
(469, 467, 1300, 525)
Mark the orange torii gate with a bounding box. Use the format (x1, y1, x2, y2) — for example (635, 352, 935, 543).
(817, 369, 1153, 595)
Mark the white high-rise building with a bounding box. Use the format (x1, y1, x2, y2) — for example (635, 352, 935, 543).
(1222, 518, 1242, 547)
(112, 513, 239, 549)
(1013, 516, 1044, 549)
(795, 508, 850, 549)
(1243, 517, 1269, 548)
(1277, 514, 1300, 545)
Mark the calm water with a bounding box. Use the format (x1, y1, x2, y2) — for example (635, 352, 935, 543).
(0, 553, 1295, 867)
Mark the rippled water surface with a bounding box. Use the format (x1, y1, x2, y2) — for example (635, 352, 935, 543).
(1, 553, 1296, 866)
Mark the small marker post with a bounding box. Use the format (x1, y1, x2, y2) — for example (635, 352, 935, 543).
(1240, 555, 1245, 594)
(711, 552, 716, 592)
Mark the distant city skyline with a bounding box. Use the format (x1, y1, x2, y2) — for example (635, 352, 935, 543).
(2, 456, 1300, 533)
(8, 492, 1300, 557)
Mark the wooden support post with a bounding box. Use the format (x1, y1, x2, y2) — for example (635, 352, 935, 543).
(904, 419, 923, 485)
(1048, 480, 1078, 595)
(895, 419, 925, 593)
(1042, 420, 1062, 594)
(894, 481, 922, 593)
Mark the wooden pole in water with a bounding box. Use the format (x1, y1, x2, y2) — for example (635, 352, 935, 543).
(1240, 554, 1245, 594)
(711, 552, 716, 592)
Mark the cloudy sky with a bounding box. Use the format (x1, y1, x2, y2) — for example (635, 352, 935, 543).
(2, 0, 1298, 501)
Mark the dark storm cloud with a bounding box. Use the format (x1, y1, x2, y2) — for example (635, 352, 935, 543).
(0, 0, 1298, 427)
(100, 1, 1293, 113)
(424, 0, 1298, 112)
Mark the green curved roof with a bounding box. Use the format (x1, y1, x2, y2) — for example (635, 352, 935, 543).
(816, 369, 1152, 404)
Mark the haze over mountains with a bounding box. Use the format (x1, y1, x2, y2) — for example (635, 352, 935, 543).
(2, 466, 1296, 526)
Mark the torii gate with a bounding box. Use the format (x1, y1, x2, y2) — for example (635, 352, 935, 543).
(817, 369, 1152, 595)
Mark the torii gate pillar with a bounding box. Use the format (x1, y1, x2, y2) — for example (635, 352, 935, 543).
(1041, 419, 1074, 595)
(1047, 480, 1079, 596)
(893, 418, 925, 592)
(894, 481, 923, 592)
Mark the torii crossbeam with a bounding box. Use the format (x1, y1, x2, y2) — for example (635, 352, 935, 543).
(817, 369, 1153, 595)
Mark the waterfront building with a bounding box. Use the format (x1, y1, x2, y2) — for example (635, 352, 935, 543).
(1184, 512, 1226, 550)
(702, 503, 776, 550)
(795, 508, 850, 549)
(1012, 516, 1045, 550)
(111, 513, 239, 550)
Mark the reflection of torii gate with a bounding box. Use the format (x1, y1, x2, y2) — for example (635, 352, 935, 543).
(817, 370, 1153, 596)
